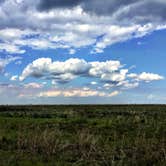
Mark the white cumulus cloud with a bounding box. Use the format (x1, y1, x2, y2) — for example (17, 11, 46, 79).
(128, 72, 164, 82)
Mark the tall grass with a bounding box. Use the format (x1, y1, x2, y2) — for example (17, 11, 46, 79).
(0, 105, 165, 165)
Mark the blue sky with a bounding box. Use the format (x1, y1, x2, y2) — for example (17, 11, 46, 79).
(0, 0, 166, 104)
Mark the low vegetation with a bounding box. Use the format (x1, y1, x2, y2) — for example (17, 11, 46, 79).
(0, 105, 165, 165)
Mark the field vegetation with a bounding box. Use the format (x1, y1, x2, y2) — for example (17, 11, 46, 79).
(0, 105, 166, 165)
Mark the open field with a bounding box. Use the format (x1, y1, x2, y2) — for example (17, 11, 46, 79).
(0, 105, 166, 166)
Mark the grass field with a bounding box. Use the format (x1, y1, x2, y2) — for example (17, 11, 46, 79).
(0, 105, 166, 166)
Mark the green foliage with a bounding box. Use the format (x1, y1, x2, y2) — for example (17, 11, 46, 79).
(0, 105, 165, 165)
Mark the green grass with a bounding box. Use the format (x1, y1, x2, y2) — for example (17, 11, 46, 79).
(0, 105, 166, 165)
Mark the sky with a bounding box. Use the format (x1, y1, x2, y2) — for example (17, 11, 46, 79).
(0, 0, 166, 104)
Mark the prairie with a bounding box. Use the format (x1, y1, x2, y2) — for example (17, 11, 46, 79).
(0, 105, 165, 165)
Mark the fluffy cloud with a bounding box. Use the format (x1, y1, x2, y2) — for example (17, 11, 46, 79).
(0, 0, 165, 54)
(19, 58, 164, 91)
(101, 69, 128, 82)
(19, 58, 126, 83)
(128, 72, 164, 82)
(19, 58, 90, 82)
(89, 60, 122, 77)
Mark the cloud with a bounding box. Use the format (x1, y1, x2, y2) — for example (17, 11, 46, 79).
(38, 88, 119, 98)
(10, 75, 18, 81)
(108, 91, 120, 97)
(79, 0, 134, 16)
(0, 43, 25, 54)
(19, 58, 90, 82)
(128, 72, 164, 82)
(0, 28, 36, 53)
(0, 0, 4, 4)
(15, 60, 22, 65)
(69, 49, 76, 55)
(89, 60, 122, 77)
(100, 69, 128, 82)
(0, 82, 44, 101)
(37, 0, 166, 24)
(0, 80, 118, 99)
(24, 82, 43, 89)
(117, 81, 139, 89)
(0, 56, 21, 72)
(38, 0, 83, 11)
(19, 58, 124, 83)
(103, 83, 113, 90)
(0, 1, 165, 54)
(90, 81, 97, 85)
(114, 0, 166, 24)
(0, 28, 29, 41)
(19, 58, 164, 91)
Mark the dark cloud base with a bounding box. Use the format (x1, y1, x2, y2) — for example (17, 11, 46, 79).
(38, 0, 83, 10)
(37, 0, 166, 23)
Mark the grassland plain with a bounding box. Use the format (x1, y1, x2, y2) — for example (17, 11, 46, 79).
(0, 105, 165, 166)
